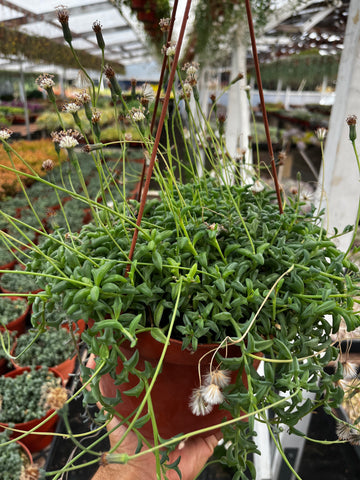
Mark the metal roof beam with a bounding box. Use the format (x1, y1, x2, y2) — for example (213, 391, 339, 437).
(300, 6, 335, 33)
(0, 1, 114, 27)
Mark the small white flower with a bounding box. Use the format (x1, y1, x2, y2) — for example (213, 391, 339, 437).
(315, 127, 327, 141)
(73, 89, 91, 104)
(42, 159, 55, 171)
(189, 388, 213, 416)
(128, 107, 145, 122)
(59, 136, 79, 149)
(203, 369, 231, 388)
(91, 109, 102, 124)
(36, 73, 55, 90)
(62, 102, 81, 114)
(181, 82, 193, 99)
(187, 65, 198, 76)
(0, 128, 13, 140)
(201, 383, 224, 405)
(166, 42, 176, 56)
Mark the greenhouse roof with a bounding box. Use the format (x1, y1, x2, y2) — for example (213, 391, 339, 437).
(0, 0, 153, 76)
(0, 0, 351, 80)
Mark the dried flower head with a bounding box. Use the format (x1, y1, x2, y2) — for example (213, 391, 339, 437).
(159, 17, 170, 32)
(201, 383, 224, 405)
(92, 20, 102, 33)
(346, 115, 357, 126)
(189, 388, 213, 416)
(347, 115, 357, 141)
(82, 143, 104, 153)
(204, 369, 231, 388)
(341, 360, 358, 379)
(180, 81, 193, 99)
(36, 73, 55, 90)
(56, 5, 72, 43)
(141, 83, 155, 103)
(56, 5, 69, 25)
(43, 385, 68, 411)
(21, 464, 40, 480)
(0, 128, 13, 140)
(42, 159, 55, 171)
(230, 73, 244, 85)
(336, 421, 360, 445)
(73, 89, 91, 105)
(104, 64, 116, 79)
(104, 65, 121, 96)
(91, 109, 102, 124)
(75, 70, 91, 89)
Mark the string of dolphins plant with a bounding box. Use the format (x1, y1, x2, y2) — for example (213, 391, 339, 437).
(0, 4, 359, 480)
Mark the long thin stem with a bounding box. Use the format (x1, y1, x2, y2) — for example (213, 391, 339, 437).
(244, 0, 283, 213)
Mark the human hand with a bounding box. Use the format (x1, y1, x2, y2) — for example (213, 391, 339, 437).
(92, 413, 222, 480)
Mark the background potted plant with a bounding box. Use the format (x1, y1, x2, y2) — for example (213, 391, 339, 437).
(0, 430, 39, 480)
(0, 265, 39, 295)
(0, 366, 67, 452)
(11, 325, 80, 381)
(0, 296, 29, 335)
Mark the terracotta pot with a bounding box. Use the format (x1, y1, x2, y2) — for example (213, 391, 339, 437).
(0, 367, 64, 452)
(0, 343, 15, 375)
(0, 356, 7, 375)
(17, 439, 33, 469)
(137, 10, 157, 23)
(0, 296, 29, 336)
(11, 350, 76, 384)
(91, 331, 260, 439)
(0, 258, 17, 270)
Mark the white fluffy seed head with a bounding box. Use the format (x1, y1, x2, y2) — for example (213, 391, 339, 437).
(203, 369, 231, 388)
(189, 388, 213, 416)
(201, 383, 224, 405)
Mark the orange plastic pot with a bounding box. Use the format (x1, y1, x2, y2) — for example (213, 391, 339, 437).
(92, 332, 260, 440)
(0, 367, 65, 452)
(0, 296, 29, 336)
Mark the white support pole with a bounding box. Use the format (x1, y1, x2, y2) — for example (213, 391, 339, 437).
(19, 61, 31, 141)
(225, 28, 252, 183)
(316, 0, 360, 252)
